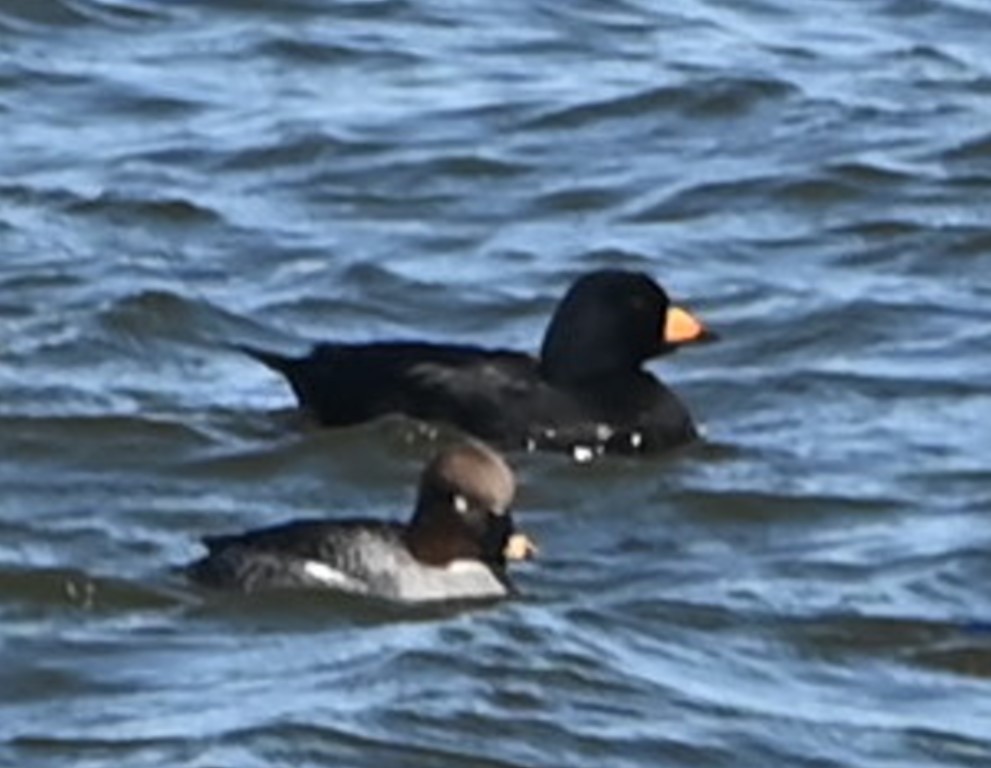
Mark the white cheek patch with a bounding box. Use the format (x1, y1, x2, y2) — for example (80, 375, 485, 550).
(302, 560, 354, 587)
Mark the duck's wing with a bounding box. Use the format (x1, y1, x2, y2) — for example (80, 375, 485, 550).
(191, 520, 398, 593)
(239, 341, 536, 430)
(399, 351, 545, 442)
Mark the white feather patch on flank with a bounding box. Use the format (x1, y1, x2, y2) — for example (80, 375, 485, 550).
(445, 559, 494, 576)
(391, 558, 508, 601)
(302, 560, 355, 587)
(572, 445, 594, 463)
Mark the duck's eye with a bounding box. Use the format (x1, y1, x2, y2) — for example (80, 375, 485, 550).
(453, 494, 469, 513)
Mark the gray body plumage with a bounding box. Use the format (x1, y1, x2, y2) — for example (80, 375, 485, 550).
(188, 521, 511, 603)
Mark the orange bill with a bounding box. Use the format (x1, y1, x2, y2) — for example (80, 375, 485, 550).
(504, 532, 539, 561)
(663, 306, 717, 345)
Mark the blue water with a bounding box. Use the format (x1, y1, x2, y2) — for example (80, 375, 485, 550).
(2, 0, 991, 765)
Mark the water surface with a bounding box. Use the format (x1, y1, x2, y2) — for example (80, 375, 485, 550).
(2, 0, 991, 765)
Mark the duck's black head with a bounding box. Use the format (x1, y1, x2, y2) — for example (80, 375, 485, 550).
(539, 269, 716, 385)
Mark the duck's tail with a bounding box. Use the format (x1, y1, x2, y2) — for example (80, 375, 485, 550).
(232, 344, 298, 376)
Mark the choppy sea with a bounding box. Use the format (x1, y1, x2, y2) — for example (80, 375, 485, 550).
(2, 0, 991, 765)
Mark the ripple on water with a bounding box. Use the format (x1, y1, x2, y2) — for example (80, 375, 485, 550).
(527, 77, 796, 131)
(0, 0, 96, 29)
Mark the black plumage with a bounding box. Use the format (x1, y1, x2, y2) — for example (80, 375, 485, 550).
(241, 270, 716, 455)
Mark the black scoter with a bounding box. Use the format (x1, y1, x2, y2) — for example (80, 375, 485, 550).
(240, 269, 716, 456)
